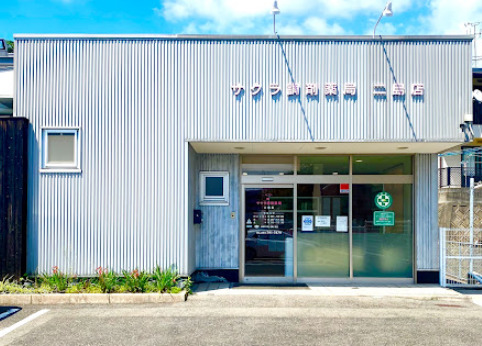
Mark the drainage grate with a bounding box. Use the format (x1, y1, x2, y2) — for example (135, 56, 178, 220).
(0, 307, 21, 321)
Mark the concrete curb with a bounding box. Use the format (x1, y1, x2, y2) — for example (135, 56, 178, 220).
(0, 291, 188, 305)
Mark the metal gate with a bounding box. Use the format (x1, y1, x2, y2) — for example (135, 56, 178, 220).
(440, 228, 482, 287)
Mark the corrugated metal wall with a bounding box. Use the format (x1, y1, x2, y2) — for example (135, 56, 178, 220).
(194, 154, 240, 269)
(16, 39, 192, 275)
(14, 37, 470, 275)
(179, 38, 471, 142)
(415, 154, 439, 270)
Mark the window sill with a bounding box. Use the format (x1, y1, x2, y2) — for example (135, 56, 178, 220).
(200, 200, 229, 206)
(40, 168, 82, 174)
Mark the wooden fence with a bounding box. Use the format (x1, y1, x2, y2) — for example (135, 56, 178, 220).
(0, 117, 28, 278)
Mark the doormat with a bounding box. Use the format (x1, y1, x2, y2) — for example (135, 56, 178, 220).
(232, 283, 309, 290)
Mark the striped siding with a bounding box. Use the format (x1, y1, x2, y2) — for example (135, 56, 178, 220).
(17, 40, 190, 275)
(415, 154, 439, 270)
(14, 37, 470, 275)
(179, 39, 471, 142)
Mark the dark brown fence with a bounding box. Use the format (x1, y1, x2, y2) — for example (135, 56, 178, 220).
(0, 117, 28, 278)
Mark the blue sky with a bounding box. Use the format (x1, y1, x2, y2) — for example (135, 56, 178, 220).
(0, 0, 481, 41)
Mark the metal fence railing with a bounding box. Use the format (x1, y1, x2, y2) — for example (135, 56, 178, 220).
(438, 167, 482, 188)
(439, 167, 462, 188)
(440, 228, 482, 287)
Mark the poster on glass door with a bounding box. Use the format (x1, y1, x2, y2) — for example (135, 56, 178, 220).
(315, 215, 331, 228)
(301, 215, 314, 232)
(336, 216, 348, 232)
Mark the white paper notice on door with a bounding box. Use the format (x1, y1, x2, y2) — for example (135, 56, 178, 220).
(315, 215, 330, 228)
(336, 216, 348, 232)
(301, 215, 314, 232)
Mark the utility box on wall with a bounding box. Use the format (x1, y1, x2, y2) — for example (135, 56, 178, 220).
(0, 117, 28, 278)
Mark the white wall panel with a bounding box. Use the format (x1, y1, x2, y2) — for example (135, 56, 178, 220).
(415, 154, 440, 270)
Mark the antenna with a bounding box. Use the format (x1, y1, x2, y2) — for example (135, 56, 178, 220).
(272, 1, 280, 35)
(465, 22, 482, 66)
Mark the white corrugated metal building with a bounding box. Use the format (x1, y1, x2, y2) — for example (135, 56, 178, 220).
(13, 34, 472, 283)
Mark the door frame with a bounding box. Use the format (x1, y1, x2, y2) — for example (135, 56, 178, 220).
(240, 184, 295, 284)
(238, 155, 416, 284)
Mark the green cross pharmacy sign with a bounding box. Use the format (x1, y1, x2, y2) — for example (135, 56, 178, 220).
(374, 191, 392, 210)
(374, 191, 394, 226)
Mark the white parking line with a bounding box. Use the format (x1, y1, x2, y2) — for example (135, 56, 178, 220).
(0, 309, 49, 338)
(471, 296, 482, 307)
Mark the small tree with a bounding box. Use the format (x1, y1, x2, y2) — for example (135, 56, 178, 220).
(6, 40, 14, 53)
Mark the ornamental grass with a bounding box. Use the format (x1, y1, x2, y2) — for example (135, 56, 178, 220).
(0, 266, 192, 294)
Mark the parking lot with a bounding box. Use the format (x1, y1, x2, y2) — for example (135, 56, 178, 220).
(1, 289, 482, 346)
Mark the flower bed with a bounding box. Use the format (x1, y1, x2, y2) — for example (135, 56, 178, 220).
(0, 266, 192, 295)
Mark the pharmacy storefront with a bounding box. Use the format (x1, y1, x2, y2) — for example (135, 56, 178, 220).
(239, 155, 413, 282)
(14, 34, 472, 283)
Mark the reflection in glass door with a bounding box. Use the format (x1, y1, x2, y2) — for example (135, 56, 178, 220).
(352, 184, 413, 277)
(244, 187, 294, 277)
(297, 184, 350, 277)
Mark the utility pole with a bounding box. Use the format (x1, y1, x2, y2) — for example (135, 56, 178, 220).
(469, 178, 474, 275)
(465, 22, 481, 67)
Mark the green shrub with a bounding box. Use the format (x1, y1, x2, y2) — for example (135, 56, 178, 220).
(0, 277, 31, 294)
(122, 269, 150, 293)
(42, 266, 69, 292)
(1, 265, 191, 295)
(180, 276, 193, 294)
(95, 267, 118, 293)
(151, 266, 180, 293)
(33, 283, 54, 294)
(82, 284, 103, 294)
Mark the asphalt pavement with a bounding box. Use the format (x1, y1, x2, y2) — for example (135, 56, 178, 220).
(1, 287, 482, 346)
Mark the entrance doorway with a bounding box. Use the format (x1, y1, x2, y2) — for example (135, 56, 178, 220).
(244, 187, 294, 278)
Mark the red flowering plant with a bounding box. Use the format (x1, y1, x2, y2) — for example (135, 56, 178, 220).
(122, 268, 149, 293)
(42, 266, 69, 292)
(95, 266, 118, 293)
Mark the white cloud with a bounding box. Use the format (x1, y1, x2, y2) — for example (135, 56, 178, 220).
(303, 17, 346, 35)
(367, 22, 398, 36)
(155, 0, 482, 62)
(157, 0, 415, 35)
(422, 0, 482, 35)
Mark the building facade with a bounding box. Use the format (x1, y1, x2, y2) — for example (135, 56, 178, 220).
(14, 35, 472, 283)
(439, 68, 482, 189)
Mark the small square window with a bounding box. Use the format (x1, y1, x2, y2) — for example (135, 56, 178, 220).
(41, 128, 80, 173)
(200, 171, 229, 206)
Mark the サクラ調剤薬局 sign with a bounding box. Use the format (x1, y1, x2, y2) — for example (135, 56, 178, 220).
(231, 82, 424, 98)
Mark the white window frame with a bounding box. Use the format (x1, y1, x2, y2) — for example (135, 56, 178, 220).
(40, 127, 81, 173)
(200, 171, 230, 206)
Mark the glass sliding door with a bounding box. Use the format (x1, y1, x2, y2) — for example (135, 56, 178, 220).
(241, 154, 414, 281)
(352, 184, 413, 277)
(244, 187, 294, 277)
(297, 184, 350, 277)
